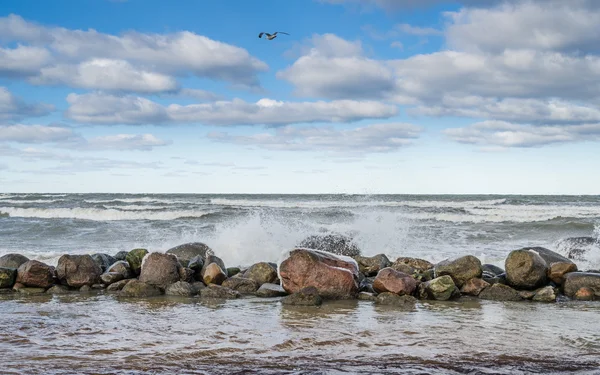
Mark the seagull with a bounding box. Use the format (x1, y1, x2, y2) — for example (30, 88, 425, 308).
(258, 31, 290, 40)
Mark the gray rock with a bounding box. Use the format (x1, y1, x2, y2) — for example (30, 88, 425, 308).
(505, 249, 548, 290)
(563, 272, 600, 298)
(357, 292, 377, 301)
(166, 242, 213, 267)
(18, 287, 47, 295)
(139, 252, 182, 288)
(532, 286, 557, 302)
(222, 277, 260, 294)
(392, 257, 434, 273)
(191, 281, 206, 295)
(120, 280, 162, 297)
(0, 267, 17, 288)
(0, 253, 29, 269)
(188, 256, 204, 279)
(482, 264, 504, 277)
(375, 292, 417, 307)
(56, 254, 102, 288)
(298, 233, 361, 257)
(200, 284, 240, 299)
(106, 279, 133, 292)
(420, 275, 459, 300)
(478, 283, 522, 301)
(113, 251, 129, 261)
(243, 262, 278, 285)
(46, 285, 71, 294)
(434, 255, 482, 288)
(165, 281, 195, 297)
(227, 267, 241, 277)
(256, 283, 287, 297)
(107, 261, 133, 279)
(100, 272, 124, 285)
(281, 286, 322, 306)
(353, 254, 391, 276)
(91, 253, 117, 273)
(79, 285, 92, 292)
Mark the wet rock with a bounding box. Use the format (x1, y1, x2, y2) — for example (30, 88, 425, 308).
(279, 248, 359, 299)
(126, 248, 148, 276)
(100, 272, 124, 285)
(106, 279, 133, 292)
(353, 254, 391, 276)
(12, 282, 24, 291)
(200, 284, 240, 299)
(222, 277, 260, 294)
(92, 284, 105, 290)
(200, 255, 226, 281)
(16, 260, 55, 288)
(359, 276, 375, 294)
(281, 286, 322, 306)
(460, 278, 490, 296)
(0, 253, 29, 269)
(548, 262, 578, 285)
(113, 251, 129, 261)
(533, 286, 557, 302)
(482, 264, 505, 277)
(179, 267, 194, 283)
(227, 267, 241, 277)
(372, 268, 418, 296)
(563, 272, 600, 298)
(434, 255, 482, 288)
(243, 262, 278, 285)
(484, 273, 507, 285)
(0, 267, 17, 288)
(79, 285, 92, 292)
(56, 254, 102, 288)
(358, 292, 377, 301)
(188, 256, 204, 280)
(392, 257, 433, 273)
(298, 233, 361, 257)
(107, 261, 133, 279)
(120, 280, 162, 297)
(165, 281, 195, 297)
(139, 252, 181, 288)
(166, 242, 213, 267)
(518, 290, 536, 300)
(478, 283, 522, 301)
(91, 253, 117, 273)
(46, 285, 71, 294)
(256, 283, 288, 297)
(191, 281, 206, 295)
(0, 288, 14, 294)
(420, 275, 459, 301)
(375, 292, 417, 307)
(505, 249, 548, 290)
(574, 287, 595, 301)
(18, 287, 47, 295)
(202, 262, 228, 285)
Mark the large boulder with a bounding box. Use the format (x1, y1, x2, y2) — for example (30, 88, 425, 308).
(505, 248, 548, 289)
(222, 277, 260, 294)
(91, 253, 117, 273)
(0, 267, 17, 288)
(281, 286, 322, 306)
(56, 254, 102, 288)
(460, 278, 490, 296)
(120, 280, 162, 297)
(0, 253, 29, 269)
(562, 272, 600, 299)
(126, 248, 148, 276)
(418, 275, 459, 300)
(298, 233, 361, 257)
(202, 262, 228, 285)
(372, 267, 418, 296)
(353, 254, 391, 276)
(434, 255, 482, 288)
(139, 252, 182, 288)
(279, 248, 359, 299)
(478, 283, 522, 301)
(16, 260, 55, 288)
(243, 262, 278, 285)
(166, 242, 213, 267)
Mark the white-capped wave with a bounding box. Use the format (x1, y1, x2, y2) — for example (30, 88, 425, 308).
(0, 207, 212, 221)
(0, 199, 64, 204)
(84, 197, 183, 204)
(103, 205, 168, 211)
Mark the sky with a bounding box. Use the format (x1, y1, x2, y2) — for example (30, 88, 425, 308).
(1, 0, 600, 195)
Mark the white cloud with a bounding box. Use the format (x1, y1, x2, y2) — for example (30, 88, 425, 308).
(0, 124, 79, 143)
(396, 23, 442, 36)
(319, 0, 505, 11)
(207, 122, 422, 155)
(0, 86, 54, 121)
(0, 45, 51, 76)
(65, 92, 399, 126)
(85, 134, 172, 151)
(176, 88, 223, 102)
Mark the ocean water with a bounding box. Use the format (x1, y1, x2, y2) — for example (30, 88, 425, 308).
(1, 193, 600, 374)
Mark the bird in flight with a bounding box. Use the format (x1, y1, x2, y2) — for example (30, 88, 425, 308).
(258, 31, 290, 40)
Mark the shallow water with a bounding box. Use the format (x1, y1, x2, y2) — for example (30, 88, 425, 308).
(1, 292, 599, 374)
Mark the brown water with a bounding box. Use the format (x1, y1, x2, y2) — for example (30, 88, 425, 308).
(0, 292, 599, 374)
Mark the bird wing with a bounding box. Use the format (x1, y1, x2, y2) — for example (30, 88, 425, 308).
(274, 32, 290, 35)
(258, 32, 265, 38)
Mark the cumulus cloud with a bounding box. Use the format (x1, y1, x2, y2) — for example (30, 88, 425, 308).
(64, 92, 398, 126)
(0, 14, 268, 91)
(85, 134, 172, 151)
(0, 124, 79, 143)
(0, 86, 54, 121)
(207, 122, 422, 155)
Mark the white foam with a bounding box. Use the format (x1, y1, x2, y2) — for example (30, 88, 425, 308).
(0, 207, 213, 221)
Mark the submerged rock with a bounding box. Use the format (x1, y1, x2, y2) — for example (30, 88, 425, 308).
(200, 284, 240, 299)
(375, 292, 417, 307)
(222, 277, 260, 294)
(120, 280, 162, 297)
(56, 254, 102, 288)
(279, 248, 359, 299)
(18, 287, 47, 295)
(126, 248, 148, 276)
(0, 267, 17, 288)
(460, 278, 490, 296)
(563, 272, 600, 299)
(419, 275, 459, 301)
(357, 292, 377, 301)
(353, 254, 391, 276)
(372, 267, 418, 296)
(478, 283, 522, 302)
(106, 279, 133, 292)
(166, 242, 213, 267)
(139, 252, 181, 288)
(243, 262, 278, 285)
(0, 253, 29, 270)
(16, 260, 55, 288)
(165, 281, 195, 297)
(46, 285, 71, 294)
(256, 283, 287, 297)
(281, 286, 322, 306)
(434, 255, 482, 288)
(505, 249, 548, 290)
(298, 233, 361, 257)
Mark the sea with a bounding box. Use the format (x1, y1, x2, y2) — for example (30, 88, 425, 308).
(1, 193, 599, 374)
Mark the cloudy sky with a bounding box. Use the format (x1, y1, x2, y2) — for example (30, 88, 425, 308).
(1, 0, 600, 194)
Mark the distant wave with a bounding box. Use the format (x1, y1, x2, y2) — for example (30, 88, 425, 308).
(208, 198, 508, 209)
(0, 207, 213, 221)
(84, 197, 187, 204)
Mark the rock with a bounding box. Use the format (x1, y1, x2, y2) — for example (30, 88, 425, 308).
(222, 277, 260, 294)
(0, 267, 17, 288)
(16, 260, 55, 288)
(243, 262, 278, 285)
(392, 257, 433, 272)
(256, 283, 287, 297)
(526, 247, 572, 265)
(460, 278, 490, 296)
(281, 286, 323, 306)
(563, 272, 600, 298)
(548, 262, 578, 285)
(0, 288, 14, 295)
(100, 272, 124, 285)
(375, 292, 417, 307)
(165, 281, 195, 297)
(92, 284, 105, 290)
(279, 248, 359, 299)
(372, 268, 418, 296)
(56, 254, 102, 288)
(120, 280, 162, 297)
(139, 252, 181, 288)
(434, 255, 482, 288)
(482, 264, 505, 276)
(478, 283, 522, 301)
(18, 287, 47, 295)
(113, 251, 129, 261)
(188, 255, 204, 280)
(359, 276, 375, 293)
(519, 290, 536, 300)
(200, 284, 240, 299)
(91, 253, 117, 273)
(358, 292, 377, 301)
(353, 254, 391, 276)
(166, 242, 213, 267)
(201, 255, 226, 274)
(179, 267, 194, 283)
(46, 285, 71, 294)
(107, 261, 133, 279)
(106, 279, 133, 292)
(227, 267, 241, 277)
(126, 248, 148, 276)
(574, 287, 595, 301)
(0, 253, 29, 269)
(191, 281, 206, 295)
(202, 262, 228, 285)
(79, 285, 92, 292)
(532, 286, 557, 302)
(420, 275, 459, 300)
(505, 249, 548, 290)
(484, 273, 507, 285)
(298, 233, 361, 257)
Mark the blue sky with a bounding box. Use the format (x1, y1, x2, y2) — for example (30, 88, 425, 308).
(1, 0, 600, 194)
